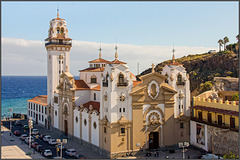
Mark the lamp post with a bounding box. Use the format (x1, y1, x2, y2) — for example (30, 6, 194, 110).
(56, 138, 67, 159)
(28, 117, 33, 149)
(179, 142, 189, 159)
(9, 109, 13, 137)
(211, 128, 229, 160)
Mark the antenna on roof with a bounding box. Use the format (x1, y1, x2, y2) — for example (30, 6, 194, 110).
(99, 42, 102, 58)
(172, 43, 176, 63)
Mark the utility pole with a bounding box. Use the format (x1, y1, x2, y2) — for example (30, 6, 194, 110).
(57, 139, 67, 159)
(28, 117, 33, 149)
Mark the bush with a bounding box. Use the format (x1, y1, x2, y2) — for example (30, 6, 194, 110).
(232, 93, 239, 101)
(223, 151, 239, 159)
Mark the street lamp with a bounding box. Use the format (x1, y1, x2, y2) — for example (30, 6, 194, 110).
(9, 109, 13, 137)
(211, 128, 229, 160)
(179, 142, 189, 159)
(28, 117, 33, 149)
(56, 138, 67, 159)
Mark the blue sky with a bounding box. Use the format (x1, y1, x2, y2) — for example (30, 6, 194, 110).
(1, 2, 239, 76)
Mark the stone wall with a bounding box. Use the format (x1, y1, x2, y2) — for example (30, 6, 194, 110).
(213, 77, 239, 91)
(207, 125, 239, 156)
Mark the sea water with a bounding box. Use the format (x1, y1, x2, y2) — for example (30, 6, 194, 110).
(1, 76, 47, 118)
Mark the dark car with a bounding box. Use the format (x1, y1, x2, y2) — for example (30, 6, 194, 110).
(15, 120, 21, 125)
(23, 125, 29, 130)
(39, 134, 46, 140)
(74, 154, 86, 159)
(36, 145, 44, 152)
(14, 130, 21, 136)
(31, 142, 39, 149)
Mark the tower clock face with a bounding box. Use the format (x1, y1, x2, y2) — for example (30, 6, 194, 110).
(58, 22, 62, 26)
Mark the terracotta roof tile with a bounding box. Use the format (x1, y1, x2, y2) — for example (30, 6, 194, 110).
(190, 105, 239, 117)
(75, 80, 90, 90)
(79, 67, 105, 72)
(133, 81, 142, 87)
(111, 59, 127, 64)
(91, 85, 101, 91)
(27, 95, 47, 106)
(88, 58, 112, 63)
(83, 101, 100, 113)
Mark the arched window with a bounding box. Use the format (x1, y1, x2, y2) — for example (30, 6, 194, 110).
(165, 73, 169, 83)
(103, 73, 109, 87)
(61, 27, 64, 34)
(94, 93, 96, 101)
(118, 73, 124, 83)
(90, 75, 97, 83)
(57, 27, 60, 34)
(177, 74, 182, 82)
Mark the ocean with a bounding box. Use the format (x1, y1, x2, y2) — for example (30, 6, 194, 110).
(1, 76, 47, 118)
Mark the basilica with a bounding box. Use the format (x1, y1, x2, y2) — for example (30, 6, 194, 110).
(27, 13, 191, 158)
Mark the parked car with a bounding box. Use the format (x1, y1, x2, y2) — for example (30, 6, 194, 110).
(32, 129, 39, 135)
(43, 149, 52, 157)
(48, 139, 57, 145)
(74, 154, 86, 159)
(23, 125, 29, 130)
(31, 142, 39, 149)
(43, 135, 52, 142)
(25, 136, 34, 144)
(20, 134, 28, 141)
(36, 145, 44, 152)
(201, 154, 223, 159)
(208, 50, 217, 54)
(65, 149, 77, 157)
(14, 130, 21, 136)
(57, 144, 66, 150)
(15, 120, 21, 125)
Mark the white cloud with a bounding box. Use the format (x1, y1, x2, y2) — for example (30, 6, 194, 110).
(2, 37, 214, 76)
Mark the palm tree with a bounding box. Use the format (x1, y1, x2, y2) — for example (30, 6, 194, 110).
(223, 36, 229, 50)
(218, 39, 223, 52)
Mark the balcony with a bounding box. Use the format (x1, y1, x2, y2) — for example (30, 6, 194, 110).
(117, 82, 128, 87)
(102, 82, 108, 87)
(191, 117, 239, 132)
(45, 41, 72, 47)
(176, 81, 185, 86)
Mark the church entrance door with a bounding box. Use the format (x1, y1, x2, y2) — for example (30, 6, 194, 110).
(64, 120, 68, 135)
(149, 132, 159, 149)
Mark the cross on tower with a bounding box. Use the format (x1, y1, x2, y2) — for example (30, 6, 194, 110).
(151, 63, 155, 73)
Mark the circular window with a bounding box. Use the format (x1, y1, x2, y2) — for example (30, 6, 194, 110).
(75, 116, 78, 123)
(84, 119, 87, 126)
(93, 122, 97, 129)
(55, 110, 57, 116)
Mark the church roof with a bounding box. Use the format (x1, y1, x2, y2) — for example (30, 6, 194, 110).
(167, 62, 183, 66)
(133, 81, 142, 87)
(88, 58, 112, 63)
(75, 80, 90, 90)
(27, 95, 47, 106)
(111, 59, 127, 64)
(83, 101, 100, 113)
(79, 67, 105, 72)
(91, 85, 101, 91)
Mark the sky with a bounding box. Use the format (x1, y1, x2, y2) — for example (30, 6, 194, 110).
(1, 1, 239, 76)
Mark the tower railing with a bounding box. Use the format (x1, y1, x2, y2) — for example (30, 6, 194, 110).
(45, 42, 72, 46)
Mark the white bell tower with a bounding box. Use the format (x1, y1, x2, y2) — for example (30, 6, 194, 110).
(45, 11, 72, 106)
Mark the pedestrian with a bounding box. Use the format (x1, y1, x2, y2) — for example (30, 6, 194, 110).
(188, 155, 190, 159)
(10, 132, 12, 136)
(157, 151, 159, 157)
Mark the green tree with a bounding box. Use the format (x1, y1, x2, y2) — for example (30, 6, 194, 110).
(232, 93, 239, 101)
(223, 151, 239, 159)
(218, 39, 223, 52)
(223, 36, 230, 50)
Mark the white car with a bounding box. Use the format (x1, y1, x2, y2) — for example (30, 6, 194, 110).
(208, 50, 217, 54)
(20, 134, 28, 141)
(43, 149, 52, 157)
(201, 154, 223, 159)
(65, 149, 77, 156)
(48, 139, 57, 145)
(43, 135, 52, 142)
(32, 129, 39, 135)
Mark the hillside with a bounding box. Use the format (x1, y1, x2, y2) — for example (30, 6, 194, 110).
(139, 51, 239, 96)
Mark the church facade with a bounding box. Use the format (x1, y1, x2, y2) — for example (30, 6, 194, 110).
(27, 14, 191, 158)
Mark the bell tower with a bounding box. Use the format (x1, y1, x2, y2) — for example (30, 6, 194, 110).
(45, 11, 72, 106)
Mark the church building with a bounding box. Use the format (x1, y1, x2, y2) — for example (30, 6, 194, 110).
(27, 13, 191, 158)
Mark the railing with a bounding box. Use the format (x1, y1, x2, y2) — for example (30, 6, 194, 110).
(102, 82, 108, 87)
(176, 81, 185, 85)
(191, 117, 239, 132)
(117, 82, 128, 87)
(45, 42, 72, 46)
